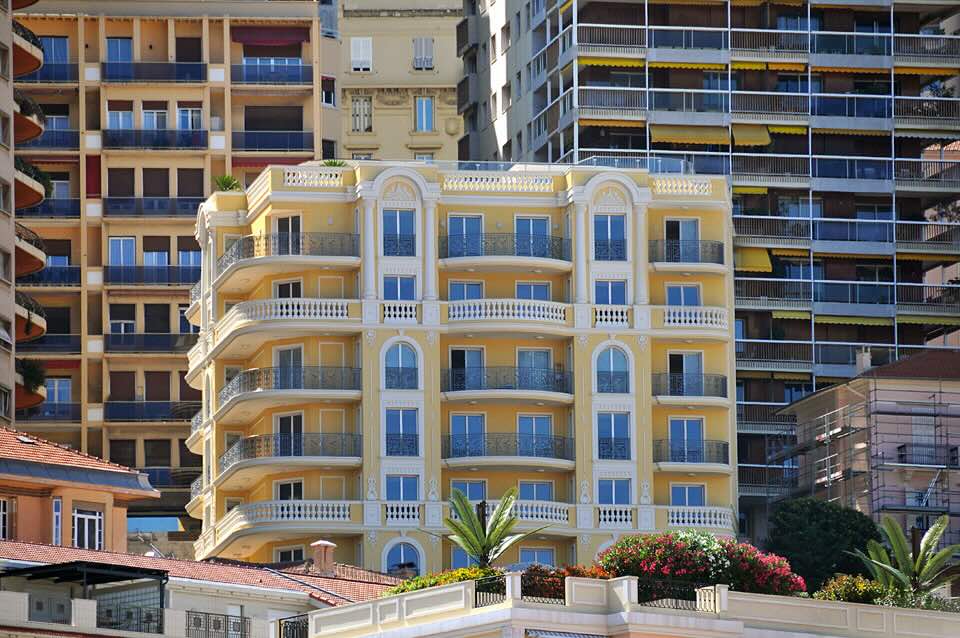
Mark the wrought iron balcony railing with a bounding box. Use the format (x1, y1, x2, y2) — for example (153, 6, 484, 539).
(649, 240, 724, 264)
(439, 233, 571, 261)
(219, 433, 362, 473)
(216, 233, 360, 274)
(440, 367, 573, 394)
(651, 373, 728, 398)
(653, 440, 730, 464)
(383, 234, 416, 257)
(594, 238, 627, 261)
(385, 433, 419, 457)
(384, 366, 418, 390)
(598, 436, 631, 460)
(441, 433, 575, 461)
(597, 370, 629, 393)
(218, 367, 362, 406)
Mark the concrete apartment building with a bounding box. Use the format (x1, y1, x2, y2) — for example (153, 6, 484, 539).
(455, 0, 960, 541)
(11, 0, 460, 534)
(185, 160, 736, 574)
(778, 349, 960, 550)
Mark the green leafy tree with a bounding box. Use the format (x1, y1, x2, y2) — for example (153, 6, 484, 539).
(213, 175, 242, 191)
(767, 498, 882, 591)
(853, 514, 960, 595)
(436, 487, 547, 568)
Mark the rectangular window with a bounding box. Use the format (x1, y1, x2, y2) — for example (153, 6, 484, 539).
(351, 96, 373, 133)
(179, 305, 198, 334)
(275, 479, 304, 500)
(670, 484, 706, 507)
(595, 280, 627, 304)
(52, 497, 62, 545)
(0, 498, 7, 539)
(518, 480, 552, 501)
(597, 412, 630, 460)
(594, 214, 626, 260)
(516, 282, 549, 301)
(350, 37, 372, 71)
(39, 36, 69, 63)
(414, 96, 434, 132)
(452, 547, 478, 569)
(275, 546, 305, 562)
(451, 480, 485, 500)
(386, 475, 418, 500)
(519, 547, 554, 567)
(386, 408, 418, 456)
(142, 107, 167, 130)
(108, 237, 135, 265)
(0, 386, 9, 419)
(72, 509, 103, 549)
(449, 281, 483, 301)
(669, 418, 705, 462)
(666, 284, 701, 306)
(598, 479, 630, 504)
(383, 276, 416, 300)
(321, 77, 336, 106)
(109, 304, 135, 335)
(107, 108, 133, 130)
(106, 37, 132, 62)
(382, 209, 416, 256)
(413, 37, 434, 70)
(177, 107, 202, 130)
(45, 378, 72, 403)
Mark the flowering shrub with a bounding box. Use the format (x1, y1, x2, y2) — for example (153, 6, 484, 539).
(597, 531, 806, 595)
(521, 564, 610, 599)
(383, 566, 502, 596)
(814, 575, 886, 604)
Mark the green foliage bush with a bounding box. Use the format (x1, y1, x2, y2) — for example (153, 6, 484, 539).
(382, 566, 501, 596)
(814, 575, 887, 605)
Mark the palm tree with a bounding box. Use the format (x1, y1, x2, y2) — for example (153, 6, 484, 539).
(852, 514, 960, 595)
(438, 487, 548, 568)
(214, 175, 242, 192)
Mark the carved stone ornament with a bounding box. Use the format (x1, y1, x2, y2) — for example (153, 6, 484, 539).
(376, 88, 409, 107)
(580, 534, 590, 545)
(426, 330, 437, 345)
(367, 530, 377, 543)
(580, 480, 590, 504)
(595, 187, 626, 209)
(365, 329, 377, 345)
(578, 334, 589, 347)
(367, 477, 377, 500)
(637, 335, 648, 350)
(640, 480, 651, 505)
(382, 181, 416, 202)
(428, 477, 439, 501)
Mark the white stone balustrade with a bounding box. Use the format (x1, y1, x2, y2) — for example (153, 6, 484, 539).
(662, 306, 728, 329)
(448, 298, 567, 324)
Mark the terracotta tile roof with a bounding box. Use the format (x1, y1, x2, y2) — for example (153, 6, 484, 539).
(276, 561, 401, 586)
(861, 350, 960, 380)
(0, 541, 393, 605)
(0, 427, 135, 474)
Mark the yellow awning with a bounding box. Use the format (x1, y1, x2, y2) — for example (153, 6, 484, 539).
(650, 124, 729, 145)
(773, 0, 804, 5)
(579, 119, 646, 128)
(775, 372, 810, 380)
(813, 67, 889, 74)
(732, 61, 766, 70)
(895, 67, 960, 76)
(579, 57, 646, 68)
(769, 63, 806, 71)
(815, 128, 889, 137)
(769, 125, 807, 135)
(898, 315, 960, 326)
(732, 124, 771, 147)
(816, 252, 891, 260)
(735, 247, 773, 272)
(737, 370, 773, 379)
(731, 0, 762, 5)
(815, 315, 894, 326)
(772, 310, 811, 320)
(649, 61, 726, 71)
(897, 253, 951, 262)
(558, 0, 573, 13)
(771, 248, 808, 257)
(733, 186, 768, 195)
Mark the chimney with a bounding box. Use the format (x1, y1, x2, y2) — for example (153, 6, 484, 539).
(310, 539, 337, 575)
(856, 348, 872, 375)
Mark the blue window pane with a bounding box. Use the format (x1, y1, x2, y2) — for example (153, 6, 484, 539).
(452, 547, 477, 568)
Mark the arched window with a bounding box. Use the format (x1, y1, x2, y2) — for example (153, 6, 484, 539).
(597, 347, 629, 393)
(385, 342, 418, 389)
(386, 542, 420, 578)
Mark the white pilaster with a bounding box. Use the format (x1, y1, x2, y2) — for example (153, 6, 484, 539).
(423, 200, 438, 301)
(633, 202, 648, 305)
(362, 198, 376, 300)
(574, 202, 588, 304)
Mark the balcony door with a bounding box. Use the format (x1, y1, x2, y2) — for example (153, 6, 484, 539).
(516, 282, 550, 301)
(515, 217, 549, 257)
(275, 216, 302, 255)
(594, 214, 626, 260)
(450, 348, 483, 390)
(665, 219, 700, 262)
(275, 413, 304, 456)
(669, 417, 704, 462)
(274, 345, 303, 390)
(274, 279, 302, 299)
(518, 349, 551, 390)
(450, 414, 485, 456)
(518, 415, 551, 457)
(447, 215, 482, 257)
(108, 237, 135, 266)
(45, 378, 71, 403)
(668, 352, 703, 395)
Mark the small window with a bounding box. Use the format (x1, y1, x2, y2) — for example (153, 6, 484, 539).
(275, 546, 305, 563)
(386, 542, 420, 577)
(0, 114, 9, 148)
(0, 498, 8, 539)
(351, 96, 373, 133)
(413, 37, 434, 70)
(414, 96, 434, 132)
(384, 276, 415, 300)
(350, 37, 372, 72)
(225, 497, 243, 512)
(0, 250, 11, 280)
(0, 45, 9, 78)
(0, 386, 9, 419)
(598, 478, 630, 504)
(0, 181, 10, 213)
(321, 77, 336, 106)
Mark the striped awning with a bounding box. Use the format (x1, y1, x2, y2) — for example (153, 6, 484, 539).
(650, 124, 729, 144)
(815, 128, 889, 137)
(775, 372, 810, 380)
(895, 67, 960, 76)
(579, 57, 645, 68)
(771, 248, 808, 257)
(733, 186, 768, 195)
(732, 61, 767, 70)
(769, 125, 807, 135)
(815, 315, 894, 326)
(897, 253, 952, 262)
(898, 315, 960, 326)
(813, 66, 888, 74)
(735, 247, 773, 272)
(579, 119, 646, 128)
(769, 62, 806, 71)
(732, 124, 771, 147)
(772, 310, 810, 320)
(649, 61, 726, 70)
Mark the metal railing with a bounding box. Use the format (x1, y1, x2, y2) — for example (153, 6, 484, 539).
(383, 234, 416, 257)
(219, 367, 362, 407)
(278, 615, 308, 638)
(649, 239, 724, 264)
(15, 221, 46, 252)
(232, 131, 314, 151)
(598, 437, 630, 460)
(186, 611, 249, 638)
(104, 197, 204, 217)
(105, 333, 199, 352)
(219, 433, 362, 474)
(385, 433, 419, 456)
(812, 156, 891, 180)
(17, 265, 80, 286)
(651, 373, 727, 398)
(440, 367, 573, 394)
(102, 129, 209, 149)
(102, 62, 207, 82)
(813, 280, 893, 305)
(104, 265, 200, 285)
(231, 64, 313, 84)
(731, 91, 808, 117)
(653, 440, 729, 464)
(594, 238, 627, 261)
(813, 218, 894, 242)
(17, 198, 81, 217)
(896, 284, 960, 314)
(896, 221, 960, 249)
(16, 402, 82, 421)
(738, 465, 799, 491)
(18, 129, 80, 149)
(441, 433, 575, 461)
(520, 571, 565, 605)
(96, 604, 163, 634)
(894, 97, 960, 123)
(15, 333, 81, 353)
(812, 94, 891, 118)
(597, 370, 629, 393)
(384, 366, 418, 389)
(637, 579, 709, 611)
(439, 233, 571, 261)
(12, 20, 41, 49)
(812, 31, 891, 56)
(579, 86, 647, 112)
(649, 88, 729, 113)
(474, 575, 507, 608)
(217, 233, 360, 274)
(104, 401, 200, 422)
(734, 278, 812, 305)
(18, 62, 79, 83)
(736, 340, 813, 368)
(14, 290, 46, 319)
(733, 215, 811, 240)
(730, 28, 808, 54)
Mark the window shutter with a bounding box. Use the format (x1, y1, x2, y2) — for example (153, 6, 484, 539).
(351, 37, 372, 71)
(413, 37, 434, 70)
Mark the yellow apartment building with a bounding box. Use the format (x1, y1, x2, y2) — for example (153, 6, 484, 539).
(186, 160, 736, 574)
(11, 0, 460, 533)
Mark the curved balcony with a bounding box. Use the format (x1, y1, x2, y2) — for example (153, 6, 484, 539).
(653, 440, 731, 472)
(446, 298, 571, 334)
(14, 359, 46, 409)
(13, 89, 44, 144)
(217, 433, 362, 490)
(13, 222, 45, 276)
(649, 240, 725, 273)
(440, 367, 574, 404)
(438, 233, 572, 272)
(441, 433, 575, 470)
(14, 290, 46, 342)
(14, 158, 48, 209)
(216, 366, 362, 425)
(13, 0, 41, 8)
(204, 297, 358, 364)
(215, 233, 360, 295)
(652, 373, 729, 405)
(12, 21, 43, 78)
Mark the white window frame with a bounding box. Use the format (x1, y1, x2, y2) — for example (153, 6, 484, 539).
(350, 37, 373, 72)
(72, 508, 104, 550)
(274, 478, 304, 501)
(274, 545, 306, 563)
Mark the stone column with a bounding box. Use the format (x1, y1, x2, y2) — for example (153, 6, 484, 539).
(362, 198, 376, 299)
(574, 202, 588, 304)
(423, 200, 438, 301)
(633, 202, 648, 305)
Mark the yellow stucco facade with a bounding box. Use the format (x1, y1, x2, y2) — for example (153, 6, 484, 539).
(187, 160, 736, 575)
